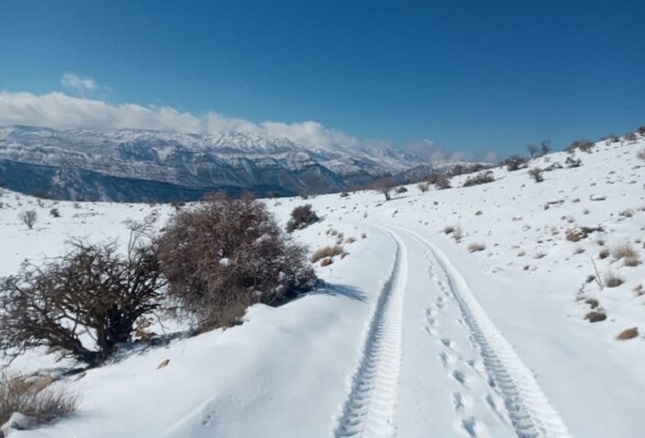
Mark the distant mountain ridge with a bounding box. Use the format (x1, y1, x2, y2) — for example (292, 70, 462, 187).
(0, 125, 429, 202)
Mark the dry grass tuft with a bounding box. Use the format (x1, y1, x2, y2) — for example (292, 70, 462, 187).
(611, 243, 640, 266)
(311, 245, 344, 263)
(0, 373, 77, 431)
(616, 327, 638, 340)
(468, 243, 486, 253)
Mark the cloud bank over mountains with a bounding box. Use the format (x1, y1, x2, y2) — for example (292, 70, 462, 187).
(0, 72, 495, 163)
(0, 90, 361, 152)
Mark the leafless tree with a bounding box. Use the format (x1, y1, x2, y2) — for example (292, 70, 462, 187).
(373, 177, 396, 201)
(0, 231, 165, 366)
(19, 210, 37, 229)
(527, 144, 539, 159)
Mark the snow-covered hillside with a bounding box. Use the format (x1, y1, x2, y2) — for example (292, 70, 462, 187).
(0, 125, 426, 202)
(0, 135, 643, 437)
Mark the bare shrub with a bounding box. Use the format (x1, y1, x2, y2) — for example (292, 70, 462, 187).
(0, 232, 165, 365)
(311, 245, 344, 263)
(463, 171, 495, 187)
(48, 208, 60, 218)
(19, 210, 37, 230)
(156, 193, 316, 331)
(428, 173, 457, 190)
(624, 132, 638, 142)
(584, 298, 599, 309)
(637, 149, 645, 161)
(395, 186, 408, 194)
(566, 139, 594, 153)
(417, 181, 430, 193)
(565, 156, 582, 168)
(443, 226, 455, 235)
(616, 327, 638, 340)
(528, 168, 544, 183)
(468, 243, 486, 253)
(0, 373, 77, 432)
(504, 155, 528, 171)
(584, 311, 606, 323)
(286, 204, 320, 233)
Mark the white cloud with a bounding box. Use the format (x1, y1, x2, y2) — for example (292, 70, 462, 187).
(0, 91, 358, 151)
(61, 73, 97, 94)
(0, 90, 490, 163)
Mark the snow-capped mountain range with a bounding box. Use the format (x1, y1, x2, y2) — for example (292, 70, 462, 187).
(0, 125, 428, 201)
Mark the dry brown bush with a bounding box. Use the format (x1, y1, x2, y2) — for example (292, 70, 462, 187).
(584, 311, 607, 323)
(0, 373, 77, 432)
(611, 244, 639, 266)
(311, 245, 344, 263)
(156, 193, 316, 331)
(616, 327, 638, 340)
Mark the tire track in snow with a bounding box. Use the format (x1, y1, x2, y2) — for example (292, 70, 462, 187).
(423, 251, 501, 437)
(392, 226, 571, 438)
(333, 231, 407, 438)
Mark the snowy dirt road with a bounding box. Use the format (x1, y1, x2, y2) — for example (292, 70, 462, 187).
(332, 225, 571, 438)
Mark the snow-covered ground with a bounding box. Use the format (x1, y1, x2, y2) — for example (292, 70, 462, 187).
(0, 136, 644, 437)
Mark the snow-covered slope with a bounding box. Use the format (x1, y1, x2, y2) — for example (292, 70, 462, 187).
(0, 125, 426, 202)
(0, 134, 644, 437)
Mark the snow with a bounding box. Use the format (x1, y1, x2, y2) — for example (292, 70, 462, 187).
(0, 136, 644, 437)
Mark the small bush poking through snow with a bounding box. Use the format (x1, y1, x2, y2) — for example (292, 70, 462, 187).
(504, 155, 528, 171)
(604, 272, 624, 288)
(286, 204, 320, 233)
(0, 373, 77, 432)
(528, 168, 544, 183)
(616, 327, 638, 341)
(463, 171, 495, 187)
(584, 311, 607, 323)
(637, 149, 645, 161)
(468, 243, 486, 253)
(611, 244, 640, 266)
(417, 181, 430, 193)
(311, 245, 344, 263)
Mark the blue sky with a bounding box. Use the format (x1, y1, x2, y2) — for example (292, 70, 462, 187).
(1, 0, 644, 157)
